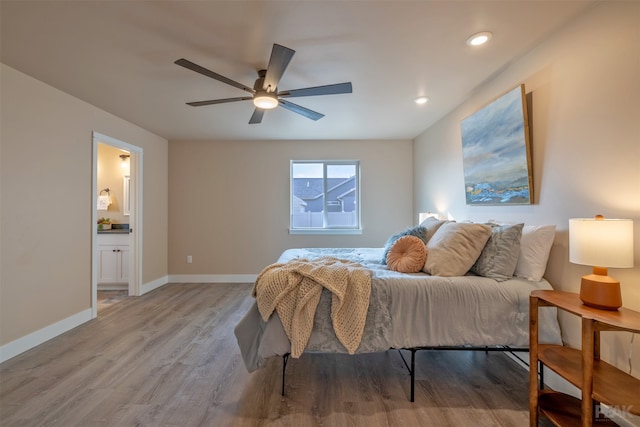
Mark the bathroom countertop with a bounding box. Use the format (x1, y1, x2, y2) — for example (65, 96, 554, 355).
(98, 224, 130, 234)
(98, 229, 130, 234)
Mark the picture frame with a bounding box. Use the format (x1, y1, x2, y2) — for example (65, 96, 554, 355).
(460, 84, 533, 205)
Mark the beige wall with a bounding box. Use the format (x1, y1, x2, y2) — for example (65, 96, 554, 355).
(2, 0, 637, 377)
(414, 1, 640, 374)
(168, 139, 413, 275)
(97, 143, 130, 225)
(0, 64, 169, 346)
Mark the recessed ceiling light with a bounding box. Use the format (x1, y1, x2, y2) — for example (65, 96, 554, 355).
(414, 96, 429, 105)
(466, 31, 492, 46)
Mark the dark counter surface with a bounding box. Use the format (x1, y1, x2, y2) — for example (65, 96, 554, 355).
(98, 224, 130, 234)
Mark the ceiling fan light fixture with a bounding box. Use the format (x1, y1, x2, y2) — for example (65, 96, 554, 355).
(466, 31, 492, 46)
(253, 93, 278, 109)
(176, 44, 352, 123)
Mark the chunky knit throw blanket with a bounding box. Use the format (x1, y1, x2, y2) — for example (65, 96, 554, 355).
(253, 256, 372, 358)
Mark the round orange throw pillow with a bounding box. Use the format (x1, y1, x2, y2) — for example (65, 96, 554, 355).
(386, 235, 427, 273)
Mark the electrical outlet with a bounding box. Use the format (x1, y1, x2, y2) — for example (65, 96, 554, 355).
(187, 255, 192, 264)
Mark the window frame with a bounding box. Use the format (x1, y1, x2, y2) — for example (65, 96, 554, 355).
(289, 160, 362, 235)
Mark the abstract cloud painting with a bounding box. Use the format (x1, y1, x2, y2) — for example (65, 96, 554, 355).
(460, 84, 532, 205)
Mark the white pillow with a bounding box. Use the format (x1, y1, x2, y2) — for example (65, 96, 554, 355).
(423, 222, 492, 277)
(514, 224, 556, 281)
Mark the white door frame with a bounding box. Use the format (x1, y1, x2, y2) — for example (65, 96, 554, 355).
(91, 132, 143, 318)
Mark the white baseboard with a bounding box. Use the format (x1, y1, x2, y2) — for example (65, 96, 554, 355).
(138, 274, 254, 294)
(168, 274, 257, 283)
(0, 275, 248, 364)
(503, 350, 530, 371)
(140, 275, 169, 295)
(0, 308, 92, 363)
(98, 284, 128, 291)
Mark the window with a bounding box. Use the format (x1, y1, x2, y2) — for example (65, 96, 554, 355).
(290, 160, 361, 234)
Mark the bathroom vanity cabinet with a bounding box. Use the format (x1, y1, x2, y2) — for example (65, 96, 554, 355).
(97, 233, 129, 286)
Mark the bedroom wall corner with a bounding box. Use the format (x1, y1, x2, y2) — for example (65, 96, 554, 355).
(0, 63, 169, 356)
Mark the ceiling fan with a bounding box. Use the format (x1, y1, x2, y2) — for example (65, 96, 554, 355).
(175, 43, 352, 124)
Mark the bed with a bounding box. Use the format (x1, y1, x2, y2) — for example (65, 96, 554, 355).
(234, 221, 563, 401)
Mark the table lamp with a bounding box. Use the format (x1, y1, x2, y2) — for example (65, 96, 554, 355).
(419, 212, 439, 223)
(569, 215, 634, 310)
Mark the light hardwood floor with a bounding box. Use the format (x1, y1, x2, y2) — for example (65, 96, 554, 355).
(0, 283, 547, 426)
(97, 290, 128, 312)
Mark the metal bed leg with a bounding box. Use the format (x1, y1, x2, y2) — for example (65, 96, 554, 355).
(282, 353, 290, 396)
(539, 360, 544, 390)
(396, 346, 528, 403)
(410, 348, 416, 402)
(396, 349, 417, 402)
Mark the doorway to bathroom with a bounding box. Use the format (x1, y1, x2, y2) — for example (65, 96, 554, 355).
(92, 132, 142, 318)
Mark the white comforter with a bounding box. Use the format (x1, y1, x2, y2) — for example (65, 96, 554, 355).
(235, 248, 562, 371)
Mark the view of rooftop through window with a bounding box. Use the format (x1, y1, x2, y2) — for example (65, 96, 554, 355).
(290, 161, 360, 231)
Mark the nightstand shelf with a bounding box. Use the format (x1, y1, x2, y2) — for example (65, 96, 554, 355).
(529, 290, 640, 427)
(538, 391, 616, 427)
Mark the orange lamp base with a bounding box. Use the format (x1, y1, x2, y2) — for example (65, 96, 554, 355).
(579, 273, 622, 311)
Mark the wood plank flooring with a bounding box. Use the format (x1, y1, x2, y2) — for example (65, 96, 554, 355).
(0, 283, 548, 426)
(97, 290, 128, 312)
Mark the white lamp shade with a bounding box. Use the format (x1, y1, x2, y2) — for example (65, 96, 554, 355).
(418, 212, 439, 223)
(569, 218, 634, 268)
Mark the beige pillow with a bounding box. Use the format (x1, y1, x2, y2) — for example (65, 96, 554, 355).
(423, 222, 492, 276)
(386, 235, 427, 273)
(418, 216, 448, 242)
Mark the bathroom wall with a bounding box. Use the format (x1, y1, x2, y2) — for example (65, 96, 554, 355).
(97, 143, 130, 225)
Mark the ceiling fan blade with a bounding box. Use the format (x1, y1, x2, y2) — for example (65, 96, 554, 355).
(186, 97, 252, 107)
(263, 44, 295, 92)
(279, 82, 353, 98)
(175, 58, 254, 94)
(249, 108, 265, 124)
(278, 99, 324, 121)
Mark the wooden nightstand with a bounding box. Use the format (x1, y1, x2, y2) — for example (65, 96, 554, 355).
(529, 290, 640, 427)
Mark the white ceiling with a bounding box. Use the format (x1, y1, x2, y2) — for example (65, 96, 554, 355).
(1, 1, 595, 141)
